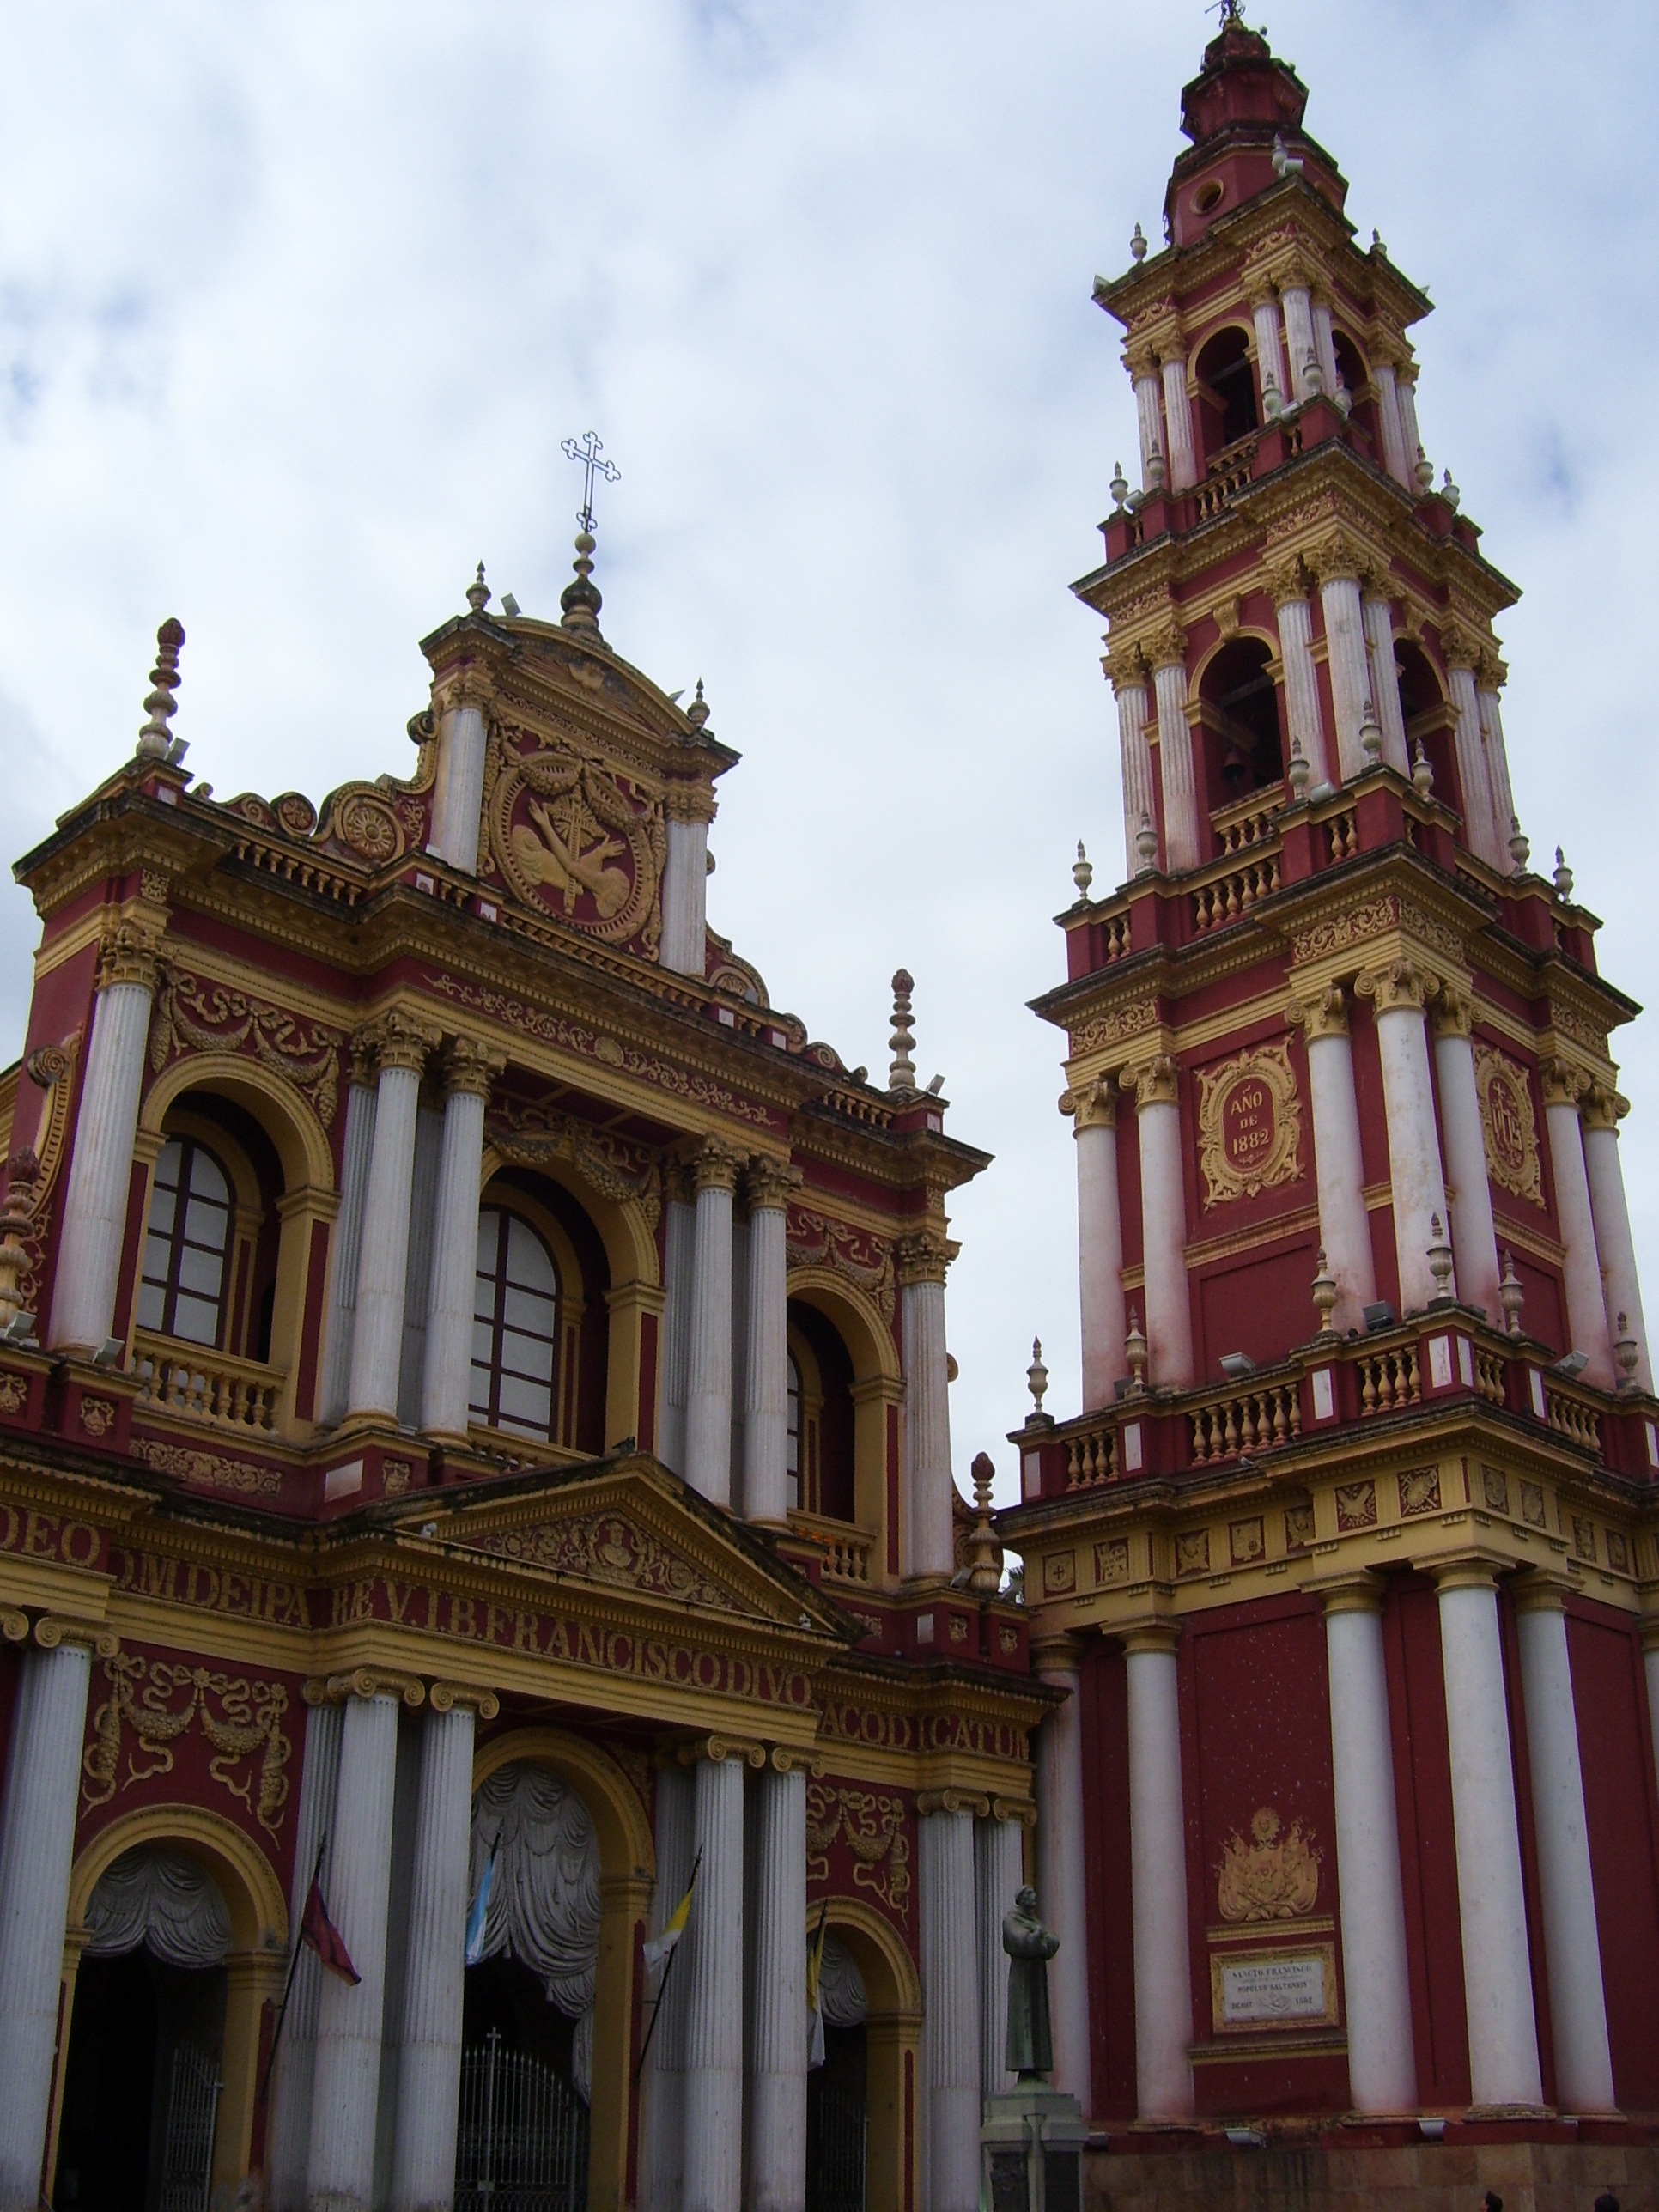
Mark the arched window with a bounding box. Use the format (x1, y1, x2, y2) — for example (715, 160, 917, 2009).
(1193, 326, 1260, 461)
(1332, 329, 1382, 456)
(137, 1138, 233, 1347)
(787, 1351, 803, 1512)
(471, 1208, 560, 1438)
(1198, 636, 1285, 822)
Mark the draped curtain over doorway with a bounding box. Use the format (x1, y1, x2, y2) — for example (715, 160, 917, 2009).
(85, 1848, 232, 1970)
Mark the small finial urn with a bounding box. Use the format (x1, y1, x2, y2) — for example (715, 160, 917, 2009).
(1145, 441, 1166, 493)
(686, 678, 710, 731)
(1261, 372, 1283, 420)
(1412, 738, 1435, 796)
(1440, 469, 1461, 513)
(1129, 222, 1147, 263)
(1498, 1249, 1525, 1337)
(1026, 1337, 1049, 1416)
(1125, 1308, 1149, 1394)
(1287, 735, 1310, 800)
(560, 532, 604, 635)
(968, 1452, 1002, 1593)
(1311, 1249, 1338, 1338)
(1303, 349, 1324, 399)
(1072, 841, 1093, 899)
(1509, 815, 1531, 876)
(466, 562, 489, 614)
(1359, 700, 1383, 766)
(1414, 445, 1436, 495)
(136, 618, 186, 761)
(1553, 846, 1574, 901)
(1426, 1213, 1455, 1304)
(887, 969, 918, 1091)
(1134, 812, 1158, 874)
(1109, 460, 1128, 510)
(1614, 1315, 1641, 1393)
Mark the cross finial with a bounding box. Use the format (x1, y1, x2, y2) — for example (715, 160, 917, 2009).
(561, 431, 621, 535)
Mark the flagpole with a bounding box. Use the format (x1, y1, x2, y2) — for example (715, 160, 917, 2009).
(633, 1849, 701, 2086)
(257, 1833, 326, 2110)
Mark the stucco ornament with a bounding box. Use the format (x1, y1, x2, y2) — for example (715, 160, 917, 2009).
(1196, 1041, 1303, 1207)
(1217, 1806, 1322, 1922)
(1474, 1042, 1544, 1205)
(490, 731, 664, 945)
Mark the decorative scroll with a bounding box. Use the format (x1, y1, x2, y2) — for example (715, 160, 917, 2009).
(1196, 1042, 1303, 1208)
(489, 728, 664, 950)
(785, 1207, 896, 1320)
(1217, 1807, 1322, 1923)
(454, 1510, 743, 1613)
(129, 1435, 284, 1498)
(149, 964, 343, 1128)
(806, 1783, 911, 1925)
(1474, 1044, 1543, 1205)
(491, 1104, 663, 1231)
(82, 1652, 291, 1834)
(3, 1030, 82, 1315)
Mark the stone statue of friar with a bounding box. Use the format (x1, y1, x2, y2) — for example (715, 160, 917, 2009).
(1002, 1884, 1060, 2080)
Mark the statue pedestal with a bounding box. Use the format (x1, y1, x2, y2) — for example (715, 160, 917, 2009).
(980, 2081, 1086, 2212)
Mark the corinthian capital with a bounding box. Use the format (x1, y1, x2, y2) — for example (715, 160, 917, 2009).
(1285, 981, 1348, 1042)
(744, 1154, 803, 1212)
(1146, 622, 1186, 672)
(1580, 1081, 1627, 1133)
(442, 1034, 507, 1098)
(1064, 1078, 1118, 1133)
(1354, 959, 1434, 1018)
(895, 1226, 957, 1286)
(1122, 1054, 1180, 1109)
(690, 1134, 742, 1194)
(1263, 555, 1311, 610)
(662, 779, 719, 826)
(1539, 1057, 1589, 1110)
(1305, 532, 1365, 589)
(1104, 641, 1150, 694)
(356, 1006, 442, 1076)
(96, 918, 163, 994)
(1430, 983, 1475, 1040)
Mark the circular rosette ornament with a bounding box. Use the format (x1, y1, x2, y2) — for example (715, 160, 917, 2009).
(491, 744, 661, 944)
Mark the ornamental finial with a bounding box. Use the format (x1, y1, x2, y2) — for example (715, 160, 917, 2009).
(136, 618, 186, 761)
(1073, 841, 1093, 898)
(466, 562, 489, 615)
(1027, 1338, 1049, 1414)
(888, 969, 917, 1091)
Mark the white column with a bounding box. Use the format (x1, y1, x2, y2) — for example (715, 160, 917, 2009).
(1322, 1585, 1416, 2115)
(1514, 1583, 1616, 2114)
(659, 1182, 696, 1476)
(1477, 680, 1516, 862)
(1132, 1060, 1194, 1389)
(1290, 987, 1377, 1332)
(683, 1748, 745, 2212)
(1273, 581, 1334, 792)
(1248, 289, 1287, 412)
(1152, 648, 1200, 872)
(0, 1632, 98, 2212)
(1357, 963, 1452, 1316)
(1315, 563, 1371, 782)
(1361, 587, 1409, 775)
(1034, 1643, 1092, 2114)
(684, 1146, 737, 1507)
(347, 1017, 435, 1422)
(427, 696, 489, 875)
(1543, 1066, 1615, 1387)
(919, 1800, 980, 2212)
(1311, 298, 1340, 398)
(1396, 371, 1423, 474)
(742, 1163, 794, 1524)
(1447, 654, 1504, 869)
(1113, 669, 1156, 878)
(319, 1077, 377, 1428)
(307, 1686, 405, 2212)
(268, 1700, 345, 2212)
(975, 1810, 1026, 2104)
(47, 927, 159, 1355)
(1431, 994, 1502, 1322)
(1073, 1081, 1127, 1413)
(899, 1234, 955, 1581)
(1282, 284, 1316, 402)
(1124, 1630, 1194, 2120)
(662, 801, 712, 977)
(642, 1762, 695, 2212)
(1434, 1565, 1544, 2111)
(1371, 361, 1413, 487)
(1583, 1089, 1651, 1388)
(420, 1042, 499, 1443)
(748, 1759, 807, 2212)
(1159, 353, 1197, 490)
(391, 1694, 487, 2212)
(1130, 359, 1165, 490)
(396, 1105, 446, 1428)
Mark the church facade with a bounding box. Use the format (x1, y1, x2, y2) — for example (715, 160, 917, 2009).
(1009, 19, 1659, 2212)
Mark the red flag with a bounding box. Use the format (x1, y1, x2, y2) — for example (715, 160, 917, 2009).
(301, 1872, 359, 1985)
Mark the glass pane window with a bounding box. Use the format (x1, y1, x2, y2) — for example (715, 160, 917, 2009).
(471, 1206, 560, 1438)
(137, 1138, 233, 1348)
(786, 1352, 802, 1512)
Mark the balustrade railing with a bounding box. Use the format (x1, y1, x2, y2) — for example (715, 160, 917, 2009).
(1358, 1344, 1421, 1415)
(1191, 853, 1280, 932)
(1545, 1384, 1601, 1452)
(131, 1332, 283, 1433)
(1064, 1424, 1117, 1488)
(1211, 784, 1285, 856)
(1188, 1380, 1301, 1466)
(789, 1511, 875, 1584)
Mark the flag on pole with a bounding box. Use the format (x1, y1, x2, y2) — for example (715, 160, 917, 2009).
(642, 1861, 699, 1977)
(465, 1837, 500, 1967)
(300, 1870, 359, 1985)
(805, 1903, 830, 2069)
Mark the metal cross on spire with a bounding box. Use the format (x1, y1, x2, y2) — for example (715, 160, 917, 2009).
(561, 431, 621, 535)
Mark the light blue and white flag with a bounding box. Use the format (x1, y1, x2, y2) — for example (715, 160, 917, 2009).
(465, 1838, 499, 1966)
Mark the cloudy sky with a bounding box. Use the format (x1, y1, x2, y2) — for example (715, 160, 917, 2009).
(1, 2, 1654, 1497)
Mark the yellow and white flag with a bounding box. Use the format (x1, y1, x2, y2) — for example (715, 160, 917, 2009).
(643, 1862, 698, 1977)
(805, 1905, 830, 2069)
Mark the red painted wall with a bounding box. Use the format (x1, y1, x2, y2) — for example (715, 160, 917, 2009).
(1079, 1638, 1136, 2120)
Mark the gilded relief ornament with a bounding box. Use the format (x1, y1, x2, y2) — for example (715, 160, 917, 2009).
(805, 1782, 911, 1924)
(1196, 1042, 1303, 1208)
(489, 731, 664, 945)
(1474, 1044, 1543, 1205)
(1217, 1807, 1322, 1923)
(82, 1652, 291, 1834)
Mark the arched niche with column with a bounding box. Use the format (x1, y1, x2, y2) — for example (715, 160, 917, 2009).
(1395, 636, 1463, 822)
(783, 1267, 903, 1590)
(1189, 629, 1286, 839)
(58, 1802, 289, 2206)
(472, 1726, 653, 2212)
(132, 1053, 340, 1436)
(811, 1895, 921, 2212)
(1191, 322, 1261, 462)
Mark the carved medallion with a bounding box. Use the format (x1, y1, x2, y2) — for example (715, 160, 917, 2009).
(489, 731, 663, 945)
(1474, 1044, 1543, 1206)
(1197, 1042, 1303, 1208)
(1217, 1806, 1322, 1923)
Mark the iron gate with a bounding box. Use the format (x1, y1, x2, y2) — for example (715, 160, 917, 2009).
(156, 2039, 221, 2212)
(806, 2075, 866, 2212)
(454, 2026, 589, 2212)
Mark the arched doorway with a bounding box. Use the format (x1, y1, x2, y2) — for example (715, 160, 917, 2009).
(808, 1933, 869, 2212)
(810, 1903, 921, 2212)
(54, 1848, 231, 2212)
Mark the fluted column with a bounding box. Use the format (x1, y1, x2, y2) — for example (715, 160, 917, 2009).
(662, 786, 715, 978)
(1542, 1062, 1615, 1387)
(1395, 368, 1423, 471)
(1159, 352, 1197, 491)
(268, 1699, 346, 2212)
(1312, 548, 1371, 782)
(1127, 346, 1165, 491)
(319, 1070, 378, 1428)
(1311, 297, 1340, 398)
(1360, 580, 1410, 774)
(685, 1141, 739, 1508)
(1287, 984, 1376, 1331)
(1150, 632, 1200, 873)
(1431, 988, 1503, 1322)
(421, 1039, 503, 1443)
(1123, 1627, 1194, 2120)
(743, 1159, 799, 1525)
(47, 920, 161, 1354)
(1513, 1581, 1616, 2114)
(1583, 1084, 1651, 1389)
(1281, 281, 1316, 402)
(0, 1624, 107, 2212)
(308, 1679, 415, 2212)
(1433, 1563, 1543, 2112)
(1246, 283, 1287, 414)
(748, 1755, 808, 2212)
(426, 678, 489, 875)
(1071, 1079, 1127, 1413)
(975, 1808, 1026, 2105)
(898, 1229, 956, 1581)
(683, 1745, 747, 2212)
(1034, 1637, 1092, 2114)
(659, 1170, 696, 1476)
(1268, 563, 1334, 792)
(1356, 960, 1453, 1316)
(918, 1796, 980, 2212)
(1127, 1058, 1194, 1388)
(1110, 653, 1156, 877)
(642, 1762, 695, 2212)
(1446, 643, 1504, 868)
(1475, 659, 1516, 860)
(1370, 357, 1413, 486)
(1321, 1582, 1415, 2114)
(346, 1012, 440, 1422)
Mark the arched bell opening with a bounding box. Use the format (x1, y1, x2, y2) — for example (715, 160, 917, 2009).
(1192, 325, 1260, 463)
(1396, 638, 1463, 824)
(1332, 326, 1382, 457)
(783, 1275, 902, 1592)
(1196, 636, 1285, 834)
